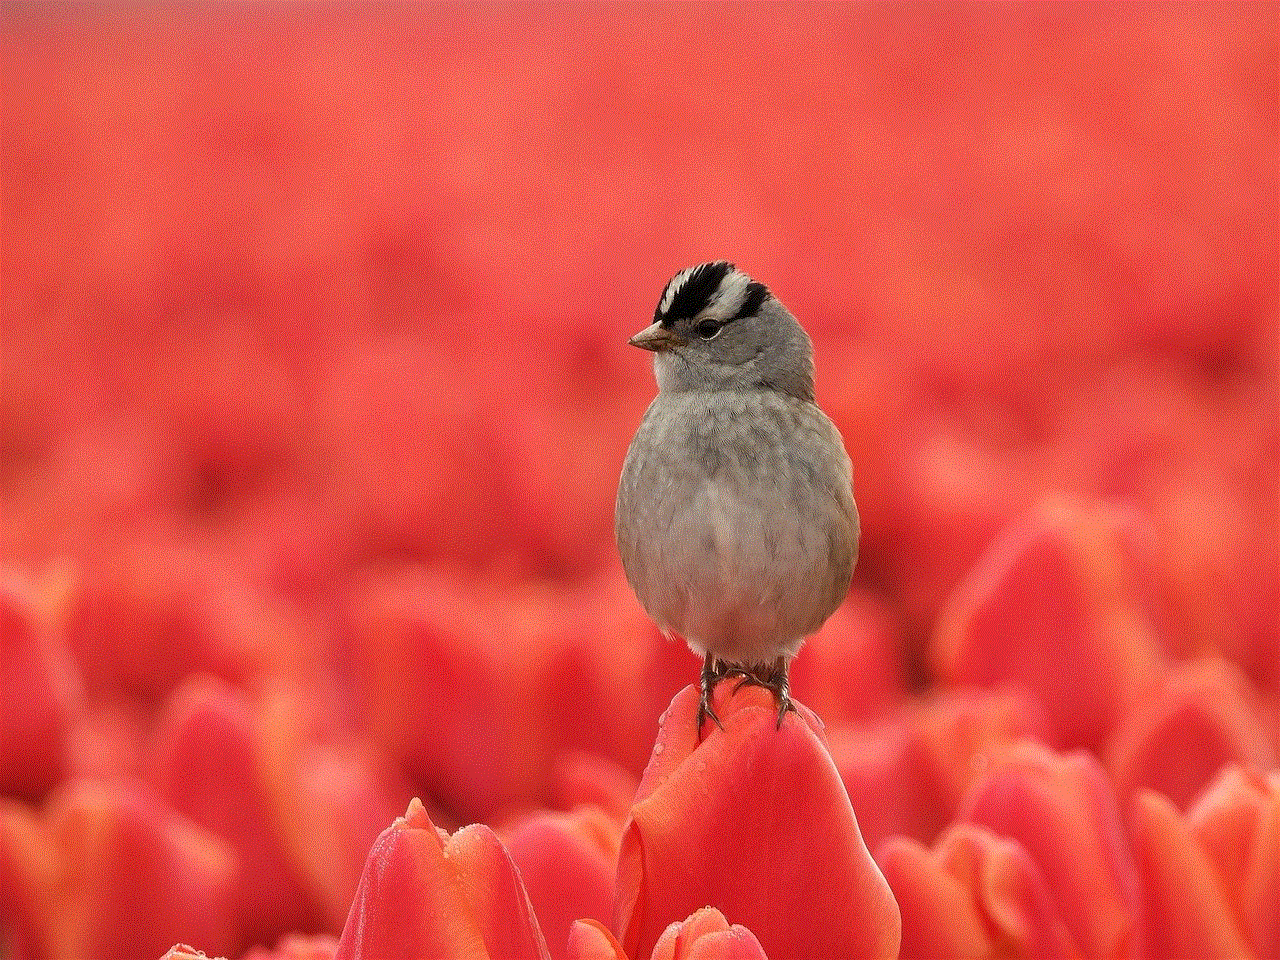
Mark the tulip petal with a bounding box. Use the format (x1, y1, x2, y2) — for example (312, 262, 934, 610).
(615, 684, 900, 960)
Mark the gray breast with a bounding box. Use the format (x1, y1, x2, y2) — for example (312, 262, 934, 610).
(615, 389, 858, 665)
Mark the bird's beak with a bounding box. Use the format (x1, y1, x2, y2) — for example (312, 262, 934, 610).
(628, 321, 682, 352)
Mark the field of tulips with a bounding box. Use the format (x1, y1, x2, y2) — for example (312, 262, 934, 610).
(2, 6, 1277, 960)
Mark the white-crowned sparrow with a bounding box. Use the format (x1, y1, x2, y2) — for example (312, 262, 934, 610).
(616, 261, 859, 732)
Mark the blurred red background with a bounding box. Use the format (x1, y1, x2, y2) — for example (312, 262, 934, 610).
(1, 5, 1276, 960)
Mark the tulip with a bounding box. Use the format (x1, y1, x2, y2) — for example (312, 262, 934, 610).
(1105, 657, 1275, 809)
(650, 907, 770, 960)
(241, 933, 342, 960)
(334, 797, 549, 960)
(957, 740, 1144, 960)
(62, 550, 249, 704)
(614, 683, 901, 960)
(878, 823, 1073, 959)
(159, 933, 340, 960)
(786, 590, 907, 726)
(151, 677, 319, 949)
(934, 499, 1167, 751)
(341, 569, 565, 820)
(548, 751, 639, 826)
(1131, 766, 1278, 960)
(1, 779, 237, 960)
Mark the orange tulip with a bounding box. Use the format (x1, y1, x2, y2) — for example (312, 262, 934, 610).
(614, 684, 900, 960)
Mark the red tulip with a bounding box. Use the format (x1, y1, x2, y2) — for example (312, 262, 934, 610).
(1106, 657, 1275, 809)
(334, 797, 550, 960)
(151, 677, 319, 949)
(878, 823, 1074, 959)
(614, 684, 901, 960)
(159, 933, 340, 960)
(957, 741, 1144, 960)
(650, 907, 770, 960)
(62, 550, 250, 704)
(786, 590, 907, 726)
(548, 751, 639, 826)
(1131, 766, 1278, 960)
(253, 686, 409, 933)
(1, 779, 237, 960)
(934, 499, 1167, 751)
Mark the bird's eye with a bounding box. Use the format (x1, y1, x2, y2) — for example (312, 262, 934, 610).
(696, 319, 722, 340)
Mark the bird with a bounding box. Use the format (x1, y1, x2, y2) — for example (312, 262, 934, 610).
(615, 261, 859, 733)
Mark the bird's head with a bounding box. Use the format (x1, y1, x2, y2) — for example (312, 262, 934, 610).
(629, 261, 815, 401)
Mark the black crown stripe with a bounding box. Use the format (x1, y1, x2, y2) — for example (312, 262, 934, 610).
(656, 260, 735, 326)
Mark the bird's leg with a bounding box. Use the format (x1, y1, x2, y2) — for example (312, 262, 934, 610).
(696, 652, 725, 737)
(767, 655, 796, 729)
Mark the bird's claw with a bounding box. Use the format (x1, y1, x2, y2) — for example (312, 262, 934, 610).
(720, 659, 795, 728)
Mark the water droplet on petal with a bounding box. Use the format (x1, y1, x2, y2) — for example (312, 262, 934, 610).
(653, 742, 664, 755)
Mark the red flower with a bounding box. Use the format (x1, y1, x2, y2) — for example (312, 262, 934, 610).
(957, 741, 1143, 959)
(878, 823, 1073, 959)
(334, 798, 550, 960)
(649, 907, 770, 960)
(503, 806, 621, 960)
(934, 499, 1167, 752)
(1105, 657, 1275, 809)
(614, 684, 900, 960)
(0, 572, 83, 802)
(1, 779, 237, 960)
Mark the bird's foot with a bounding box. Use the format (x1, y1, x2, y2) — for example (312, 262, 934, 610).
(726, 657, 795, 729)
